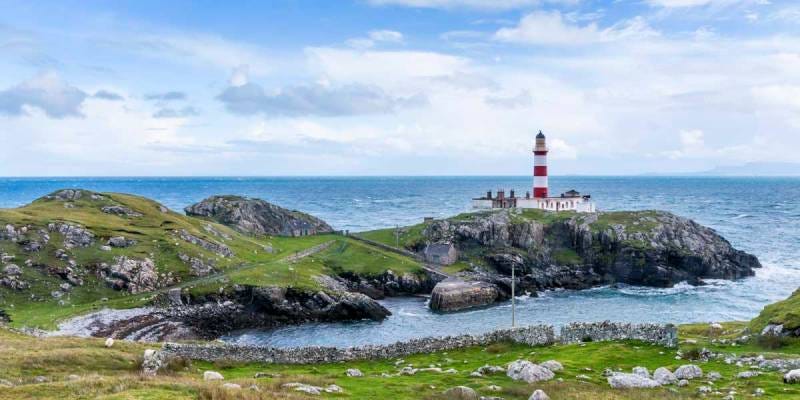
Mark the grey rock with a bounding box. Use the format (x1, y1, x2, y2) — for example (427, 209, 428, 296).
(48, 223, 94, 249)
(529, 389, 550, 400)
(607, 373, 661, 388)
(786, 369, 800, 383)
(443, 386, 478, 400)
(178, 253, 216, 276)
(762, 324, 784, 336)
(738, 370, 759, 379)
(3, 264, 21, 276)
(423, 243, 458, 265)
(674, 364, 703, 380)
(107, 236, 136, 248)
(100, 245, 112, 251)
(185, 195, 333, 237)
(101, 205, 143, 217)
(507, 360, 554, 383)
(175, 229, 233, 258)
(429, 279, 501, 312)
(141, 349, 163, 376)
(540, 360, 563, 372)
(653, 367, 677, 385)
(100, 257, 159, 293)
(346, 368, 363, 377)
(632, 366, 650, 378)
(706, 371, 722, 381)
(677, 379, 689, 387)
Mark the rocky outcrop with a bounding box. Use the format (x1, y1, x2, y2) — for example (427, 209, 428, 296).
(324, 270, 438, 299)
(429, 279, 505, 312)
(185, 195, 333, 237)
(421, 210, 760, 290)
(174, 229, 233, 257)
(99, 257, 160, 293)
(101, 205, 142, 217)
(178, 253, 216, 276)
(48, 223, 94, 249)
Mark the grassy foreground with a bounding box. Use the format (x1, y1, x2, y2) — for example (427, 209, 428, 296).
(2, 322, 800, 399)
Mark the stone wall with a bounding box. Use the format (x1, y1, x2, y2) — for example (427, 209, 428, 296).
(559, 321, 678, 348)
(161, 325, 555, 364)
(160, 321, 678, 364)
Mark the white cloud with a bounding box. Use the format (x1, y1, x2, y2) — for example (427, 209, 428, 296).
(494, 12, 658, 45)
(0, 72, 87, 118)
(346, 30, 404, 49)
(366, 0, 543, 10)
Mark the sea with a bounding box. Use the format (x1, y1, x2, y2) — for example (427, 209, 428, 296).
(2, 176, 799, 347)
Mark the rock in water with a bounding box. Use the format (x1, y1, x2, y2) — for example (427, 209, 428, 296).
(507, 360, 555, 383)
(185, 195, 333, 237)
(429, 279, 501, 312)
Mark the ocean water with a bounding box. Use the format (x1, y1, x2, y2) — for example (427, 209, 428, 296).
(2, 176, 799, 346)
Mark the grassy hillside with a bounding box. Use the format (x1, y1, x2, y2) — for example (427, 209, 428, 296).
(750, 288, 800, 333)
(1, 322, 798, 399)
(0, 190, 422, 330)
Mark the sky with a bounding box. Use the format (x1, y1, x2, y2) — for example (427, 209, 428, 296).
(1, 0, 799, 176)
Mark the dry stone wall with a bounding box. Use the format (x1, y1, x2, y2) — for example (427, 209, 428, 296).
(160, 321, 677, 364)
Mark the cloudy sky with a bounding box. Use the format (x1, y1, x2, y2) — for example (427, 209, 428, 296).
(1, 0, 799, 176)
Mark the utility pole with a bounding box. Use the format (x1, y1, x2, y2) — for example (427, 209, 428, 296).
(511, 264, 516, 328)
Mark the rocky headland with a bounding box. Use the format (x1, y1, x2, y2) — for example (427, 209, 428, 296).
(410, 209, 760, 311)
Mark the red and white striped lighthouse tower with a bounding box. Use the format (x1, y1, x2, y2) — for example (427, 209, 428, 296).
(533, 130, 548, 198)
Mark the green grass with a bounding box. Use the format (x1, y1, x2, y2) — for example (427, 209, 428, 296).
(356, 223, 428, 250)
(552, 248, 583, 266)
(750, 288, 800, 333)
(0, 190, 421, 329)
(3, 323, 800, 399)
(589, 211, 660, 234)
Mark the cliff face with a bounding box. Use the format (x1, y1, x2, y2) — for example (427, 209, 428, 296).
(422, 210, 760, 290)
(185, 195, 333, 237)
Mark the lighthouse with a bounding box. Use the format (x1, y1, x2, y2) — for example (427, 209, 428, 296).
(471, 130, 595, 212)
(533, 130, 548, 198)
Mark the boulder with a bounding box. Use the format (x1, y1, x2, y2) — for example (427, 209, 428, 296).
(653, 367, 677, 385)
(442, 386, 478, 400)
(48, 223, 94, 249)
(762, 324, 784, 336)
(282, 382, 321, 395)
(2, 264, 21, 276)
(706, 371, 722, 381)
(429, 279, 501, 312)
(100, 257, 159, 293)
(785, 369, 800, 384)
(540, 360, 563, 372)
(141, 349, 163, 376)
(185, 195, 333, 237)
(107, 236, 136, 248)
(204, 371, 224, 381)
(738, 371, 760, 379)
(607, 373, 661, 389)
(529, 389, 550, 400)
(507, 360, 555, 383)
(674, 364, 703, 380)
(632, 366, 650, 378)
(423, 243, 458, 265)
(346, 368, 363, 377)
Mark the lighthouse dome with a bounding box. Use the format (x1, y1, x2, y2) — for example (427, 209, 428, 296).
(536, 130, 545, 139)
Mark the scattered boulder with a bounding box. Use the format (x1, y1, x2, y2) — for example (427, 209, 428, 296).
(3, 264, 21, 276)
(324, 384, 343, 393)
(101, 205, 142, 217)
(178, 253, 216, 276)
(677, 379, 689, 387)
(529, 389, 550, 400)
(175, 229, 233, 258)
(185, 195, 333, 237)
(707, 371, 722, 381)
(346, 368, 363, 377)
(141, 349, 163, 376)
(476, 365, 505, 375)
(632, 366, 650, 378)
(282, 382, 321, 395)
(107, 236, 136, 248)
(507, 360, 555, 383)
(540, 360, 563, 372)
(607, 373, 661, 389)
(429, 279, 501, 312)
(48, 223, 94, 249)
(785, 369, 800, 383)
(653, 367, 677, 385)
(443, 386, 478, 400)
(674, 364, 703, 380)
(204, 371, 224, 381)
(738, 371, 760, 379)
(221, 383, 241, 390)
(100, 257, 159, 293)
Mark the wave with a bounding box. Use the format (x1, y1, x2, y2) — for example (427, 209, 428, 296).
(732, 213, 751, 220)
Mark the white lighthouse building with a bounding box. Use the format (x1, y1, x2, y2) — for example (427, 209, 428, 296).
(472, 131, 596, 213)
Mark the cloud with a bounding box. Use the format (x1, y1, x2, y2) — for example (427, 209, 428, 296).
(144, 91, 187, 101)
(346, 30, 404, 49)
(217, 81, 426, 117)
(0, 72, 87, 118)
(645, 0, 754, 8)
(93, 90, 124, 101)
(485, 90, 532, 108)
(366, 0, 562, 11)
(494, 12, 658, 45)
(153, 106, 199, 119)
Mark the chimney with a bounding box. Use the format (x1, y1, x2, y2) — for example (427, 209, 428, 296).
(497, 190, 505, 200)
(510, 189, 515, 198)
(486, 190, 492, 199)
(526, 191, 530, 199)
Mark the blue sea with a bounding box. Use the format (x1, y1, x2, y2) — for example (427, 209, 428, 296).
(2, 176, 800, 346)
